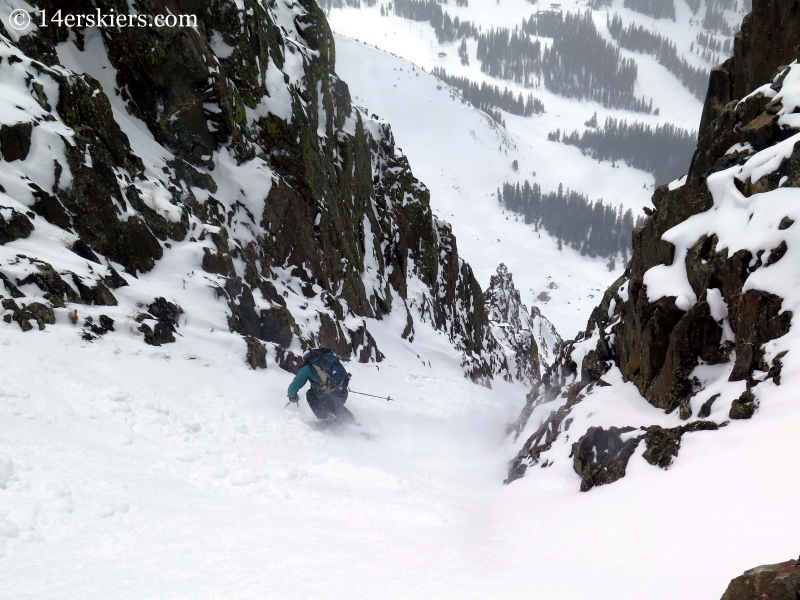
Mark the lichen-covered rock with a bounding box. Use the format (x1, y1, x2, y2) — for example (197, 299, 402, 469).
(16, 262, 79, 308)
(0, 122, 33, 162)
(568, 420, 723, 491)
(2, 299, 55, 331)
(641, 421, 722, 469)
(720, 559, 800, 600)
(610, 16, 798, 410)
(508, 0, 800, 486)
(0, 206, 33, 244)
(259, 307, 295, 348)
(0, 0, 506, 382)
(485, 263, 562, 385)
(275, 347, 304, 374)
(139, 322, 176, 347)
(244, 336, 268, 370)
(729, 390, 759, 419)
(137, 298, 182, 346)
(81, 315, 115, 341)
(148, 298, 183, 329)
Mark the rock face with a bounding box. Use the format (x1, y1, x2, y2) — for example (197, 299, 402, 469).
(611, 0, 797, 415)
(507, 0, 800, 487)
(485, 263, 562, 385)
(0, 0, 507, 382)
(0, 207, 33, 245)
(700, 0, 800, 135)
(569, 420, 723, 491)
(720, 560, 800, 600)
(572, 426, 640, 492)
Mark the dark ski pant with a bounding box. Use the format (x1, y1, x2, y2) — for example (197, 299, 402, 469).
(306, 388, 355, 423)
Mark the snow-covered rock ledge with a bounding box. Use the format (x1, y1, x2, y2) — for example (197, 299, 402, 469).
(506, 2, 800, 490)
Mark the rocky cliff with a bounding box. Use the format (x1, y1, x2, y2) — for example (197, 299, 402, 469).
(507, 0, 800, 486)
(0, 0, 507, 382)
(485, 263, 561, 386)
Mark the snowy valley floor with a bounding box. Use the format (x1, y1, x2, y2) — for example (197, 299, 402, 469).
(2, 313, 800, 600)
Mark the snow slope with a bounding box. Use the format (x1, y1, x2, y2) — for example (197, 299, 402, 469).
(325, 0, 721, 133)
(2, 273, 799, 600)
(0, 297, 521, 598)
(327, 0, 740, 109)
(3, 3, 798, 599)
(324, 0, 745, 339)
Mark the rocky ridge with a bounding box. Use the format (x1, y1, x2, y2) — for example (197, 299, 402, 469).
(0, 0, 509, 383)
(484, 263, 561, 386)
(506, 0, 800, 486)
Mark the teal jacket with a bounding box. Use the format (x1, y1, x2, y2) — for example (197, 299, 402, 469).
(287, 363, 322, 398)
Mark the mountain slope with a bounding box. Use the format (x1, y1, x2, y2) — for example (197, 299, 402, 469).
(485, 263, 561, 384)
(0, 0, 509, 383)
(334, 35, 651, 337)
(325, 0, 724, 183)
(506, 0, 800, 501)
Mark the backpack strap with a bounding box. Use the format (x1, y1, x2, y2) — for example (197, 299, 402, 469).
(311, 364, 329, 388)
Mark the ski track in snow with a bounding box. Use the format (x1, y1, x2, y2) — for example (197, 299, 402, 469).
(2, 315, 799, 600)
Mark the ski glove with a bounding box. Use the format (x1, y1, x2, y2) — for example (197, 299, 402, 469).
(288, 394, 299, 403)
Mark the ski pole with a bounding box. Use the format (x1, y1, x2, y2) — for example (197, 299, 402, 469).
(349, 389, 393, 401)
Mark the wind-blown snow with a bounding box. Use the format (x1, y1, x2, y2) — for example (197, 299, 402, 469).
(2, 301, 800, 599)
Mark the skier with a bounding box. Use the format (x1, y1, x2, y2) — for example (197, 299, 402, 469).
(287, 348, 356, 425)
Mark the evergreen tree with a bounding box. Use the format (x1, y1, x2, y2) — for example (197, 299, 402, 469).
(497, 180, 645, 258)
(432, 67, 545, 118)
(466, 11, 653, 113)
(623, 0, 676, 21)
(607, 14, 712, 100)
(392, 0, 478, 43)
(458, 38, 470, 66)
(552, 116, 697, 185)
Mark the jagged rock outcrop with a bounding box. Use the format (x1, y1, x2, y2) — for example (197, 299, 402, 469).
(611, 0, 797, 415)
(1, 298, 55, 331)
(0, 0, 507, 382)
(0, 206, 33, 245)
(699, 0, 800, 136)
(507, 0, 800, 487)
(720, 559, 800, 600)
(80, 314, 114, 342)
(485, 263, 561, 386)
(571, 425, 640, 492)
